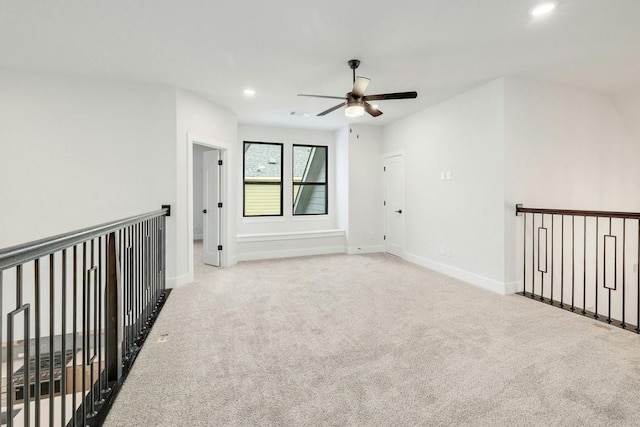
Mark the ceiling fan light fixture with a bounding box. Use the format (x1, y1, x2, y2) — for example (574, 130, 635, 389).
(345, 104, 365, 118)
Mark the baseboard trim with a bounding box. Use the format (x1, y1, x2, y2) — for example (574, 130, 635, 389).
(167, 273, 193, 289)
(504, 281, 522, 295)
(238, 245, 345, 261)
(346, 245, 383, 255)
(403, 252, 509, 295)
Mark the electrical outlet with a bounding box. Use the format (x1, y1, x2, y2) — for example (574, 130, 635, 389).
(446, 171, 452, 180)
(440, 171, 445, 180)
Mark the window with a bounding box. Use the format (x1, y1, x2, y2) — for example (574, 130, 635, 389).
(243, 141, 283, 216)
(293, 145, 328, 215)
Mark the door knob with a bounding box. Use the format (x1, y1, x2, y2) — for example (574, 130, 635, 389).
(202, 209, 207, 214)
(395, 209, 403, 214)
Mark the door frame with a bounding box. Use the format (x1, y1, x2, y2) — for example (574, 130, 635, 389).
(383, 151, 405, 257)
(187, 134, 227, 279)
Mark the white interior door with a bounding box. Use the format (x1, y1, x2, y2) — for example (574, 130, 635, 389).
(203, 150, 221, 266)
(384, 154, 405, 257)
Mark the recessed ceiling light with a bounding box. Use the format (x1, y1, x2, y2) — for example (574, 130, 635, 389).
(530, 1, 557, 16)
(243, 88, 256, 96)
(289, 111, 312, 117)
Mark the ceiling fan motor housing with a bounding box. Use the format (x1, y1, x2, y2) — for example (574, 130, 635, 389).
(346, 93, 363, 105)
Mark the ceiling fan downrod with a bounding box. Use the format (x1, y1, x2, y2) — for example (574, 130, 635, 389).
(348, 59, 360, 84)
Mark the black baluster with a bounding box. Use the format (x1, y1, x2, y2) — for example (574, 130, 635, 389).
(571, 216, 575, 312)
(637, 218, 640, 334)
(532, 213, 536, 299)
(607, 217, 612, 324)
(97, 235, 104, 406)
(49, 253, 55, 427)
(582, 216, 587, 315)
(560, 215, 564, 308)
(72, 245, 78, 426)
(82, 241, 87, 421)
(523, 212, 527, 294)
(551, 214, 554, 304)
(35, 258, 41, 426)
(622, 219, 626, 328)
(595, 217, 599, 320)
(540, 214, 545, 301)
(61, 248, 67, 426)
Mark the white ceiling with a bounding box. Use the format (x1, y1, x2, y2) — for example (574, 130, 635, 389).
(2, 0, 640, 131)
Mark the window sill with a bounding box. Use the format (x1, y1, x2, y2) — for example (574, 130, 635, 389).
(292, 214, 330, 221)
(237, 229, 345, 243)
(241, 216, 286, 224)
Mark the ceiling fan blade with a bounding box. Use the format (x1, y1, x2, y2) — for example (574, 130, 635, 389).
(298, 94, 346, 100)
(363, 91, 418, 101)
(364, 102, 383, 117)
(317, 102, 345, 116)
(352, 76, 371, 98)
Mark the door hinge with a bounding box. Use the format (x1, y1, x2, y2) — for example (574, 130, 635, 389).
(217, 245, 223, 251)
(383, 201, 386, 206)
(218, 159, 223, 166)
(384, 235, 386, 240)
(218, 202, 223, 208)
(383, 166, 386, 171)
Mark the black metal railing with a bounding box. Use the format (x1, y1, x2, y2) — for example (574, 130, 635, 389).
(516, 204, 640, 332)
(0, 206, 171, 426)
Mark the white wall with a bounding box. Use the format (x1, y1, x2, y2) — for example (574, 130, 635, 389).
(236, 125, 344, 260)
(0, 69, 177, 272)
(504, 78, 640, 286)
(383, 79, 506, 293)
(346, 125, 384, 254)
(335, 126, 350, 232)
(176, 89, 238, 283)
(381, 77, 640, 295)
(192, 144, 215, 239)
(613, 87, 640, 148)
(0, 70, 177, 339)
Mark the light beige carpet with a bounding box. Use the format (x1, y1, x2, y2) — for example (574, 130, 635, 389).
(105, 248, 640, 426)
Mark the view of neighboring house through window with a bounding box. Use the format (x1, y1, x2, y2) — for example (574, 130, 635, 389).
(293, 145, 328, 215)
(244, 141, 283, 216)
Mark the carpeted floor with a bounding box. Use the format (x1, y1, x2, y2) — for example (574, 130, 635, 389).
(104, 245, 640, 426)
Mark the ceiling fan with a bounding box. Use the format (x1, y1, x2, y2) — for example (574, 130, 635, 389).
(298, 59, 418, 118)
